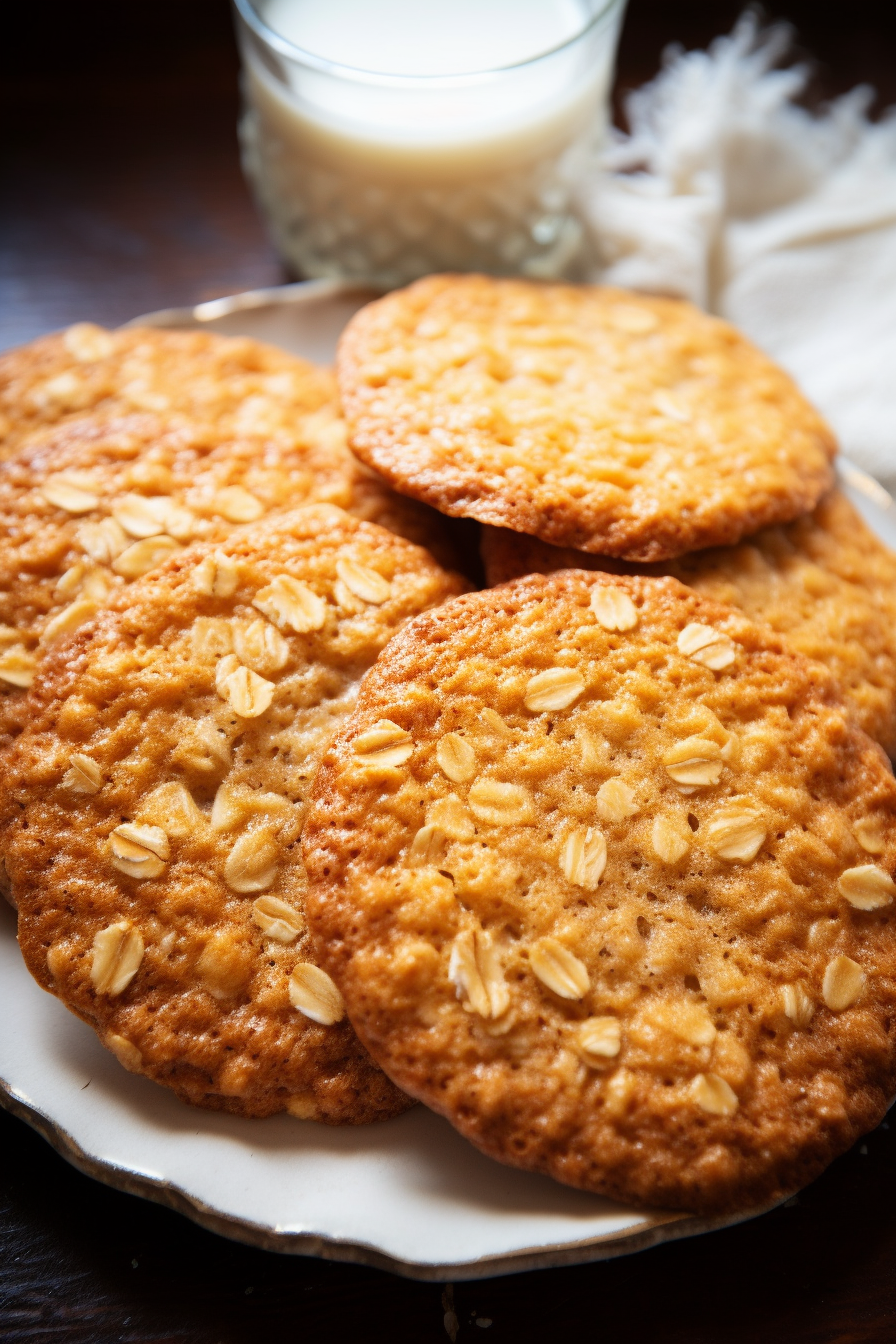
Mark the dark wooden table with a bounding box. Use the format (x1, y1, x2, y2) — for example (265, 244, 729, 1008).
(4, 3, 896, 1339)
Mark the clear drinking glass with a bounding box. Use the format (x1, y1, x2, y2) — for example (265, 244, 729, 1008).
(233, 0, 627, 286)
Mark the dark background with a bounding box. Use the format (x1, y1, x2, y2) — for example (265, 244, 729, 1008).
(4, 2, 896, 1340)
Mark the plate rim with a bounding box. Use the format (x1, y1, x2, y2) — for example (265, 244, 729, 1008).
(0, 1077, 767, 1279)
(126, 277, 383, 331)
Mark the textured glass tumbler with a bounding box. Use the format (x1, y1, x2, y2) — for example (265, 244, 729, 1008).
(233, 0, 627, 287)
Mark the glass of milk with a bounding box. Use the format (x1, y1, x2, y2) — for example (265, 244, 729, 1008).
(233, 0, 627, 285)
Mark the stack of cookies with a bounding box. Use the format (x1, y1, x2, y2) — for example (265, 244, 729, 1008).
(3, 276, 896, 1218)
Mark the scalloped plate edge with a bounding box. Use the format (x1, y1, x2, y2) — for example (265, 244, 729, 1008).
(0, 1077, 768, 1279)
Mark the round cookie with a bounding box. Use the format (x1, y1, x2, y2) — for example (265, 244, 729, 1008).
(481, 490, 896, 755)
(337, 274, 836, 563)
(2, 504, 466, 1121)
(0, 400, 462, 750)
(303, 571, 896, 1211)
(0, 324, 336, 457)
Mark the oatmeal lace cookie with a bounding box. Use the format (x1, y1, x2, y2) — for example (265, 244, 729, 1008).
(2, 504, 466, 1120)
(0, 323, 337, 457)
(481, 490, 896, 755)
(0, 397, 461, 749)
(337, 274, 836, 563)
(303, 572, 896, 1211)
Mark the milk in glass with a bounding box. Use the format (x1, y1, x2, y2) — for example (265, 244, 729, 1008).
(234, 0, 626, 284)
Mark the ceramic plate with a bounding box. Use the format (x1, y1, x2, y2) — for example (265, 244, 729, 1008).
(1, 280, 891, 1280)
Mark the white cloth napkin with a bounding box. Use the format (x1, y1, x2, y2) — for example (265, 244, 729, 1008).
(580, 14, 896, 490)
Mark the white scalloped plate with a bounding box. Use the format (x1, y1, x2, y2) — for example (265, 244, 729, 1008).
(1, 280, 892, 1280)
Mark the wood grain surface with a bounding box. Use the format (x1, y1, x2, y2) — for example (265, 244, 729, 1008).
(4, 2, 896, 1340)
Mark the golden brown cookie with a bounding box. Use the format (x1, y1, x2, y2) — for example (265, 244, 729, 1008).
(3, 505, 466, 1120)
(304, 572, 896, 1211)
(481, 490, 896, 756)
(337, 274, 836, 563)
(0, 318, 467, 553)
(482, 526, 632, 588)
(0, 392, 464, 749)
(0, 324, 335, 456)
